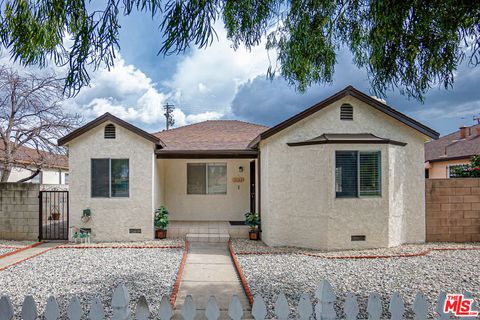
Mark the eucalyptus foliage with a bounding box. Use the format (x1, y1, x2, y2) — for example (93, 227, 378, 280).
(1, 0, 479, 99)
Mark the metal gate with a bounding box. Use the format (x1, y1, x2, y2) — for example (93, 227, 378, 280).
(39, 191, 69, 240)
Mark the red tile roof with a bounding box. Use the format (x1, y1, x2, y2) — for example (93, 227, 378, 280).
(0, 144, 68, 169)
(153, 120, 269, 151)
(425, 124, 480, 162)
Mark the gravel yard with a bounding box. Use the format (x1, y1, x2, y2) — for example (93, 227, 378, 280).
(233, 241, 480, 318)
(60, 239, 185, 248)
(0, 247, 16, 256)
(0, 240, 36, 248)
(0, 247, 184, 318)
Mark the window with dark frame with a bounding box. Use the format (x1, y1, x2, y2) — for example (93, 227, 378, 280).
(91, 158, 129, 197)
(104, 124, 116, 139)
(335, 151, 381, 198)
(187, 163, 227, 194)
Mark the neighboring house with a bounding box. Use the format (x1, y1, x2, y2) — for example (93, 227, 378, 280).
(58, 86, 438, 249)
(425, 124, 480, 179)
(0, 144, 69, 184)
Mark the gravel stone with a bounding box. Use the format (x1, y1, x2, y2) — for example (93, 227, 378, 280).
(0, 240, 35, 248)
(0, 248, 16, 256)
(232, 239, 480, 257)
(62, 239, 185, 248)
(0, 247, 184, 318)
(236, 250, 480, 319)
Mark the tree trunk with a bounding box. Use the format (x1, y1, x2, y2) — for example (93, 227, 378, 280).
(0, 164, 12, 182)
(16, 169, 40, 183)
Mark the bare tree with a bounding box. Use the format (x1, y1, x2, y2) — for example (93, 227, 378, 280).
(0, 65, 81, 182)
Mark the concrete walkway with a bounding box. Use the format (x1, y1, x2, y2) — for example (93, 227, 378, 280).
(174, 242, 251, 319)
(0, 242, 60, 270)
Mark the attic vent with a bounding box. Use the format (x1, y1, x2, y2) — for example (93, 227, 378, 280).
(104, 124, 116, 139)
(351, 235, 366, 241)
(129, 228, 142, 234)
(340, 104, 353, 120)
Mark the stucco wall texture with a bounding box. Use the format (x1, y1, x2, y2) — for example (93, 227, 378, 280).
(260, 95, 428, 250)
(68, 121, 156, 242)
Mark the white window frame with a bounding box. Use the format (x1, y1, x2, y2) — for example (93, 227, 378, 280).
(187, 162, 227, 195)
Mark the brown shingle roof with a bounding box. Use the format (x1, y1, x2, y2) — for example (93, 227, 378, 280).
(425, 124, 480, 162)
(0, 144, 68, 169)
(153, 120, 269, 151)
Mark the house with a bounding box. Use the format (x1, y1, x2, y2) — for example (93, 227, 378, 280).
(58, 86, 439, 249)
(0, 144, 69, 184)
(425, 123, 480, 179)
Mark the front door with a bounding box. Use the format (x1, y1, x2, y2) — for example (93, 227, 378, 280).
(250, 161, 256, 212)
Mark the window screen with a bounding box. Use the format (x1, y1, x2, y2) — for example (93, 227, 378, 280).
(208, 164, 227, 194)
(91, 159, 110, 197)
(335, 151, 381, 198)
(335, 151, 358, 197)
(91, 159, 129, 197)
(187, 163, 206, 194)
(187, 163, 227, 194)
(359, 152, 381, 196)
(111, 159, 129, 197)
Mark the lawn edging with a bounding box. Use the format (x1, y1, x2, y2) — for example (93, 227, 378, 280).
(228, 239, 254, 306)
(170, 239, 189, 306)
(0, 241, 44, 260)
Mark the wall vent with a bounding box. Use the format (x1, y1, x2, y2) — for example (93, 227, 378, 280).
(129, 228, 142, 234)
(351, 235, 366, 241)
(340, 104, 353, 120)
(104, 124, 116, 139)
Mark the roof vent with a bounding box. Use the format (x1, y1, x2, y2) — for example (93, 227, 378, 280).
(104, 124, 116, 139)
(340, 104, 353, 120)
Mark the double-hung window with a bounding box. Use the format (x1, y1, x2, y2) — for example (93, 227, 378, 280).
(91, 159, 129, 197)
(335, 151, 381, 198)
(187, 163, 227, 194)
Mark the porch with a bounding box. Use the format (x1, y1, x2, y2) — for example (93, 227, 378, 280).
(168, 221, 250, 241)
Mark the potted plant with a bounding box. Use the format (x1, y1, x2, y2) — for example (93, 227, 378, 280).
(51, 206, 61, 220)
(154, 206, 169, 239)
(81, 208, 92, 223)
(245, 212, 260, 240)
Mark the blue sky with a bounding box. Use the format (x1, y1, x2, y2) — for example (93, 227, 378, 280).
(38, 10, 480, 136)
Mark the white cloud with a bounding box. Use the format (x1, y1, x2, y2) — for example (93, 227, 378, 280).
(413, 100, 480, 120)
(186, 111, 223, 123)
(164, 25, 272, 114)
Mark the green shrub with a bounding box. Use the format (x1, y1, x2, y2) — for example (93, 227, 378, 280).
(245, 212, 260, 230)
(154, 206, 169, 230)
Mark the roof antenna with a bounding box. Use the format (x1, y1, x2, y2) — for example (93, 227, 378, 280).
(163, 103, 175, 130)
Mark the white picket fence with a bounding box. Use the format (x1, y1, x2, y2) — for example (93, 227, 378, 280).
(0, 280, 474, 319)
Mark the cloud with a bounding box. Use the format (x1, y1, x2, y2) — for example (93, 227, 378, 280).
(164, 25, 272, 115)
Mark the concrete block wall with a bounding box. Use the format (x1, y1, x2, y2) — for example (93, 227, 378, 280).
(426, 178, 480, 242)
(0, 183, 40, 240)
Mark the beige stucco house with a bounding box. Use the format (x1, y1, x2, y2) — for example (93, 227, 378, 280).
(58, 86, 438, 249)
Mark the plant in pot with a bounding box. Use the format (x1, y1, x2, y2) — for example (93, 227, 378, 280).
(245, 212, 260, 240)
(154, 206, 169, 239)
(51, 206, 61, 221)
(81, 208, 92, 223)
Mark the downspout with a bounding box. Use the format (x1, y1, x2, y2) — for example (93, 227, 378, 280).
(257, 148, 262, 238)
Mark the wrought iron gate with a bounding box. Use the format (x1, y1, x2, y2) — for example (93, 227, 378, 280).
(39, 191, 69, 240)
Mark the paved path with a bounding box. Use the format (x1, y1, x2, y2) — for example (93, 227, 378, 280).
(0, 242, 61, 270)
(174, 242, 251, 319)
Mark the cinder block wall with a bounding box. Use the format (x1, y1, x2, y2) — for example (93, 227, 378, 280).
(426, 178, 480, 242)
(0, 183, 40, 240)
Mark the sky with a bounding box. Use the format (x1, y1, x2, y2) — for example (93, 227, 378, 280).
(4, 9, 480, 137)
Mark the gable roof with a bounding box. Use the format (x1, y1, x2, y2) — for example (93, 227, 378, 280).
(154, 120, 268, 151)
(248, 86, 439, 148)
(425, 124, 480, 162)
(58, 113, 164, 146)
(0, 144, 68, 169)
